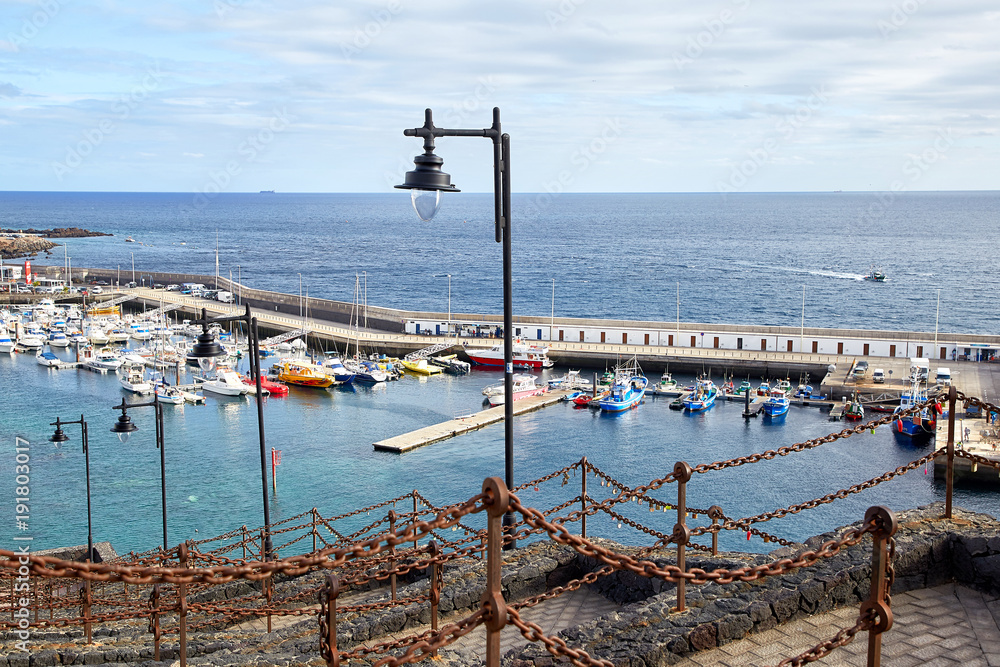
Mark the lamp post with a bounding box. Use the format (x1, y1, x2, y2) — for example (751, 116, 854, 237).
(447, 274, 452, 336)
(110, 396, 169, 550)
(50, 416, 95, 563)
(396, 107, 516, 546)
(189, 305, 273, 558)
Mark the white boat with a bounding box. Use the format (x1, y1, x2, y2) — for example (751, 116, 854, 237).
(87, 326, 111, 345)
(129, 325, 153, 341)
(198, 369, 247, 396)
(82, 347, 124, 372)
(106, 327, 131, 343)
(0, 329, 15, 354)
(547, 369, 592, 390)
(36, 351, 63, 367)
(153, 381, 185, 405)
(483, 374, 546, 407)
(47, 331, 71, 348)
(16, 326, 45, 349)
(119, 363, 153, 394)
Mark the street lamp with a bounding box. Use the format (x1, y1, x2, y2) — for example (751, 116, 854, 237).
(189, 305, 274, 559)
(50, 416, 96, 563)
(396, 107, 516, 546)
(110, 396, 169, 550)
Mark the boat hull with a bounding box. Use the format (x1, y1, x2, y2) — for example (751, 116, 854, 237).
(467, 353, 550, 369)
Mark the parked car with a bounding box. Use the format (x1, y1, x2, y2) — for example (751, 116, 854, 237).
(852, 360, 869, 378)
(90, 286, 103, 294)
(872, 369, 885, 384)
(126, 281, 138, 288)
(166, 284, 181, 291)
(153, 283, 164, 289)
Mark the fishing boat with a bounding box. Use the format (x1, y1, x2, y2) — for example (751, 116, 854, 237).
(198, 369, 248, 396)
(465, 338, 553, 369)
(401, 358, 444, 376)
(756, 380, 771, 397)
(483, 374, 546, 407)
(732, 380, 753, 396)
(573, 389, 608, 407)
(892, 374, 937, 437)
(683, 378, 718, 412)
(600, 357, 648, 412)
(547, 369, 591, 390)
(118, 363, 152, 394)
(774, 378, 792, 396)
(273, 359, 336, 388)
(763, 389, 790, 418)
(864, 265, 887, 282)
(844, 394, 865, 421)
(646, 370, 678, 396)
(36, 350, 62, 367)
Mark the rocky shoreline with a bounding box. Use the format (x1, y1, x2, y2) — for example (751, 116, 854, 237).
(0, 228, 110, 260)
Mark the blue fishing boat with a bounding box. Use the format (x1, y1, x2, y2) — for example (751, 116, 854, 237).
(893, 374, 937, 437)
(683, 378, 718, 412)
(763, 389, 790, 418)
(599, 357, 647, 412)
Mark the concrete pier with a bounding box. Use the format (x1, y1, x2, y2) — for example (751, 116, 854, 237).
(373, 390, 571, 453)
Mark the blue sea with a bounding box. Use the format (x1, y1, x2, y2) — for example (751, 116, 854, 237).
(0, 191, 997, 557)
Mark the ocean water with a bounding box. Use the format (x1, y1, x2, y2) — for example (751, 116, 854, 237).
(0, 191, 996, 557)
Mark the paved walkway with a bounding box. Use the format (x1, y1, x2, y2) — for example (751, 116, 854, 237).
(673, 584, 1000, 667)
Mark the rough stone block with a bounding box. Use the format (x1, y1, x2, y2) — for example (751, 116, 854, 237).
(715, 613, 753, 644)
(687, 623, 717, 651)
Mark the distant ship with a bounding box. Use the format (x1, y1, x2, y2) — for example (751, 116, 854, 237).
(259, 190, 276, 194)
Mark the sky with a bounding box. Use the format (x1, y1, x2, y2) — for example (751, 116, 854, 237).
(0, 0, 997, 193)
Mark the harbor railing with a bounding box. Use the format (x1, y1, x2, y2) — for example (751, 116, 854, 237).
(3, 387, 998, 667)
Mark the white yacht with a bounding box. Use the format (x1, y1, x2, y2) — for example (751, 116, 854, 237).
(118, 363, 152, 394)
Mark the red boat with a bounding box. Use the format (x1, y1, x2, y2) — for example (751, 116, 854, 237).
(242, 374, 289, 396)
(466, 339, 553, 369)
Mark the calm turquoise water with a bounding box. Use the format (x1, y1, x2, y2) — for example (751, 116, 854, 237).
(1, 191, 997, 556)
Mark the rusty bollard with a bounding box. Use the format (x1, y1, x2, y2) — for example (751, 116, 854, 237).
(708, 505, 723, 556)
(260, 530, 272, 633)
(673, 462, 693, 613)
(388, 509, 398, 602)
(178, 543, 188, 667)
(481, 477, 510, 667)
(319, 574, 340, 667)
(863, 506, 897, 667)
(81, 579, 92, 644)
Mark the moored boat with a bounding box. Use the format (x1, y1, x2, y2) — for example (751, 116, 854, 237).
(273, 359, 336, 388)
(600, 357, 647, 412)
(118, 363, 152, 394)
(466, 338, 553, 369)
(242, 373, 289, 396)
(199, 369, 248, 396)
(892, 374, 937, 437)
(844, 394, 865, 421)
(763, 389, 790, 418)
(0, 329, 15, 354)
(683, 378, 718, 412)
(482, 374, 547, 406)
(401, 358, 444, 376)
(36, 350, 62, 367)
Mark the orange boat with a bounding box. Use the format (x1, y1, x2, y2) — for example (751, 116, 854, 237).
(272, 360, 334, 388)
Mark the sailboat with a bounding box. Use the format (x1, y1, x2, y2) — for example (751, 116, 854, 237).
(344, 274, 387, 383)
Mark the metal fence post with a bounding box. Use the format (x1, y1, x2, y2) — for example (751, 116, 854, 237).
(150, 584, 161, 662)
(945, 386, 957, 519)
(82, 578, 92, 643)
(413, 490, 419, 552)
(261, 529, 272, 633)
(481, 477, 510, 667)
(708, 505, 723, 556)
(388, 510, 398, 602)
(863, 505, 897, 667)
(312, 508, 318, 553)
(178, 543, 188, 667)
(428, 540, 441, 658)
(673, 462, 693, 613)
(581, 456, 588, 538)
(319, 574, 340, 667)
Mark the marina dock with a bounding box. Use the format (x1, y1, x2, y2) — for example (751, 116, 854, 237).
(373, 389, 572, 453)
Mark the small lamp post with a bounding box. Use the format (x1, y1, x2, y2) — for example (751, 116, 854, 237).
(50, 416, 96, 563)
(396, 107, 516, 547)
(110, 397, 169, 550)
(189, 305, 273, 558)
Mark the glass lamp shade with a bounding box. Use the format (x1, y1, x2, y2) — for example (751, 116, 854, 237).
(116, 431, 132, 445)
(411, 189, 442, 221)
(111, 413, 137, 444)
(198, 355, 218, 373)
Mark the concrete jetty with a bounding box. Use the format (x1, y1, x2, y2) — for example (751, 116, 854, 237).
(373, 389, 571, 453)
